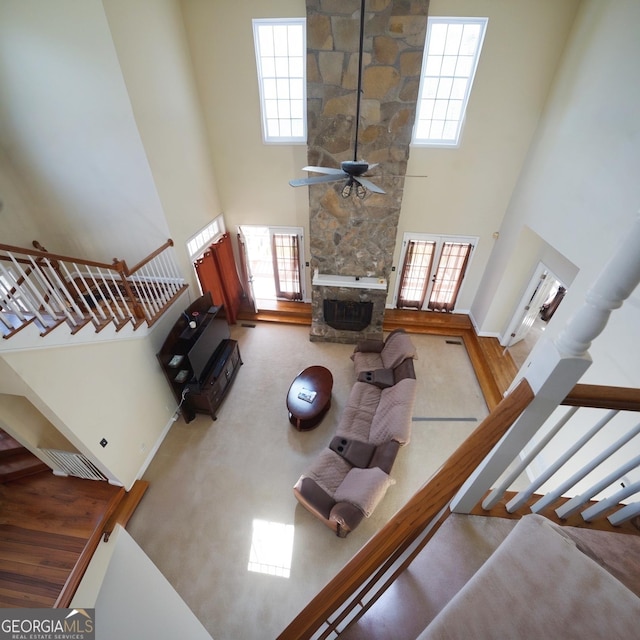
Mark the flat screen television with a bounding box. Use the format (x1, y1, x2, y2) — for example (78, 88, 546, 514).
(188, 317, 230, 384)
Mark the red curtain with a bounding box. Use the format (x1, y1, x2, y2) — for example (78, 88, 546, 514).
(194, 233, 245, 324)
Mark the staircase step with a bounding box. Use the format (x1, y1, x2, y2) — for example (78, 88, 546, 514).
(340, 515, 518, 640)
(0, 431, 23, 459)
(0, 451, 49, 483)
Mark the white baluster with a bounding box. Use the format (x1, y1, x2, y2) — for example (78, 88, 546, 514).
(452, 216, 640, 514)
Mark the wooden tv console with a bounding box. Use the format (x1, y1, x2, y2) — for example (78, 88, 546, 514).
(157, 292, 242, 423)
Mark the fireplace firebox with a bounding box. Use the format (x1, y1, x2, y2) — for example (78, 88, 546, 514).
(323, 299, 373, 331)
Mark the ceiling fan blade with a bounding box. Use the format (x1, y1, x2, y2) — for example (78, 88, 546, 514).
(289, 174, 347, 187)
(354, 176, 386, 194)
(301, 166, 345, 175)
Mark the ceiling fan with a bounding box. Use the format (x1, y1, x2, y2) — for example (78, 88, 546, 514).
(289, 0, 385, 198)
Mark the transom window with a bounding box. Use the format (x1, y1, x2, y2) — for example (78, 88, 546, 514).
(413, 17, 488, 147)
(187, 216, 225, 259)
(252, 18, 306, 144)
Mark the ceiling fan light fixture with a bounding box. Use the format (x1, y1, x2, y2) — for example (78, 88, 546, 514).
(356, 183, 366, 199)
(341, 181, 353, 198)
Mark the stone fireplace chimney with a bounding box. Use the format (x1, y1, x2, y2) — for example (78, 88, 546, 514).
(305, 0, 428, 343)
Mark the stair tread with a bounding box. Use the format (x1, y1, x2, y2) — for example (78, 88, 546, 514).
(0, 451, 49, 482)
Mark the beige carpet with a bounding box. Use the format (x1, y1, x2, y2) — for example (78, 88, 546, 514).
(127, 323, 489, 640)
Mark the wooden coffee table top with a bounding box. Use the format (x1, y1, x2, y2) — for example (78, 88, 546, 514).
(287, 366, 333, 431)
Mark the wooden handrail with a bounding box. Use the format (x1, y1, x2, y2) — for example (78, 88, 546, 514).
(126, 239, 174, 275)
(277, 378, 535, 640)
(0, 241, 116, 271)
(53, 487, 126, 608)
(563, 383, 640, 411)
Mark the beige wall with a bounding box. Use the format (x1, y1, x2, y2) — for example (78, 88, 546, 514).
(473, 0, 640, 388)
(0, 0, 170, 264)
(103, 0, 223, 290)
(181, 0, 580, 310)
(180, 0, 311, 288)
(393, 0, 581, 312)
(1, 332, 177, 489)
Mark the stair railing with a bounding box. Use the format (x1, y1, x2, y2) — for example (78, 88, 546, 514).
(477, 383, 640, 525)
(0, 239, 186, 338)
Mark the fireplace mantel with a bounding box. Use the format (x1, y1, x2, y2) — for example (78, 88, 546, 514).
(312, 271, 387, 291)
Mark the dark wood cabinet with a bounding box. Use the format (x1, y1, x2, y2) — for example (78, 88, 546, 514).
(157, 292, 242, 423)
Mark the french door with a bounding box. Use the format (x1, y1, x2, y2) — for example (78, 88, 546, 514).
(395, 234, 476, 312)
(238, 226, 305, 303)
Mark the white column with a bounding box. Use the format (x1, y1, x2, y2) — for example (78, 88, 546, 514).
(451, 216, 640, 514)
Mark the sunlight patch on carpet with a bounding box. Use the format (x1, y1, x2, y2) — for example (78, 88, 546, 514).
(248, 519, 294, 578)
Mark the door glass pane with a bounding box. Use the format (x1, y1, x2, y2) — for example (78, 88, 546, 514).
(397, 240, 436, 308)
(272, 234, 302, 300)
(428, 242, 471, 312)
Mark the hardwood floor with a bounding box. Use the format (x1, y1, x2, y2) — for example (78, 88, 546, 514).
(0, 473, 147, 608)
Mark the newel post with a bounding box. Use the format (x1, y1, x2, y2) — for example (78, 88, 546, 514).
(113, 258, 146, 321)
(451, 216, 640, 514)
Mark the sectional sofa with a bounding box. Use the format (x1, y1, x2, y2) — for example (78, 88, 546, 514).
(294, 329, 418, 537)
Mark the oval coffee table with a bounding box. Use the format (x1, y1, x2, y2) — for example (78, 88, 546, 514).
(286, 365, 333, 431)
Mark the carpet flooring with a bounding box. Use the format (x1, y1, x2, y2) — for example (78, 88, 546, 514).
(127, 323, 490, 640)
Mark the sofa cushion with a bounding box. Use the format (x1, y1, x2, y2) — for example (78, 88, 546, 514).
(334, 466, 396, 517)
(380, 331, 418, 369)
(351, 350, 385, 376)
(369, 378, 417, 446)
(306, 448, 353, 496)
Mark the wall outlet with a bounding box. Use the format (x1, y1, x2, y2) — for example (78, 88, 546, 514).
(100, 438, 108, 448)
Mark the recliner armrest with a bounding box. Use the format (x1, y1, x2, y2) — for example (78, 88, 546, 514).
(357, 368, 395, 388)
(330, 502, 365, 538)
(368, 440, 401, 474)
(329, 436, 376, 468)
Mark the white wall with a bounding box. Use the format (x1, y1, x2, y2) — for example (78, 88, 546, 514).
(473, 0, 640, 388)
(0, 0, 170, 263)
(73, 526, 213, 640)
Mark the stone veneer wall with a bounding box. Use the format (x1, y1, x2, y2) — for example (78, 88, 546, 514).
(305, 0, 428, 342)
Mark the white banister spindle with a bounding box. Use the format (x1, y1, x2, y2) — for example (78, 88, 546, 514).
(581, 480, 640, 522)
(531, 420, 640, 513)
(482, 406, 579, 510)
(60, 262, 101, 324)
(608, 501, 640, 526)
(95, 267, 123, 321)
(555, 454, 640, 519)
(8, 254, 58, 326)
(107, 270, 131, 321)
(507, 409, 618, 512)
(81, 266, 109, 321)
(131, 277, 156, 317)
(160, 252, 179, 295)
(0, 262, 28, 320)
(141, 264, 165, 306)
(452, 215, 640, 515)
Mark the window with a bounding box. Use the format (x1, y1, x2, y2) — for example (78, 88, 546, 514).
(187, 216, 225, 259)
(252, 18, 306, 144)
(413, 17, 488, 147)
